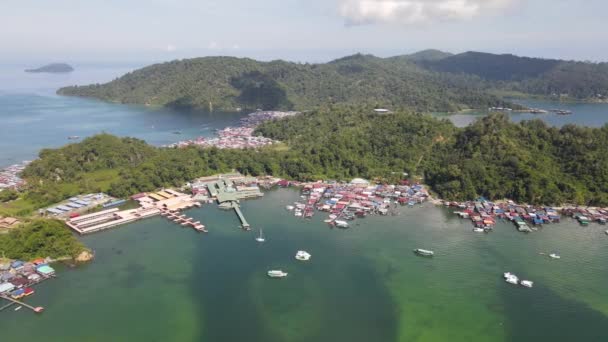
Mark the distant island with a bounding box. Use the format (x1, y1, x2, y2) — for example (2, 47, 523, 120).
(26, 63, 74, 73)
(57, 50, 608, 112)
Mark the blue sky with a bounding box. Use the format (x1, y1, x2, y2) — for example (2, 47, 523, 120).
(2, 0, 607, 64)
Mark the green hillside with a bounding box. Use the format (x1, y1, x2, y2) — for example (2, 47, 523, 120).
(57, 54, 514, 112)
(416, 51, 608, 100)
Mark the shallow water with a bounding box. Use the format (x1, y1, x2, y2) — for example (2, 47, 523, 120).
(1, 189, 607, 341)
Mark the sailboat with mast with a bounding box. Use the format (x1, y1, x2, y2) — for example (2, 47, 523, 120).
(256, 227, 265, 242)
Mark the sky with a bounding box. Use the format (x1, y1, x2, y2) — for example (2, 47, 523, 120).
(1, 0, 607, 65)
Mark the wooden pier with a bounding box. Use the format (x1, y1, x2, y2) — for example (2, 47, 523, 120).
(161, 208, 207, 232)
(233, 205, 251, 230)
(0, 295, 44, 313)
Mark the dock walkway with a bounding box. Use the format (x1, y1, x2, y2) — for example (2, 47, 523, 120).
(0, 295, 44, 313)
(234, 205, 250, 230)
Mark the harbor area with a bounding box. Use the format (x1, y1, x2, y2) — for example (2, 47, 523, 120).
(284, 178, 430, 227)
(190, 173, 263, 230)
(0, 258, 56, 314)
(65, 189, 201, 234)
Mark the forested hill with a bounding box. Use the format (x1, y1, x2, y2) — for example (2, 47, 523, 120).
(22, 109, 608, 206)
(415, 51, 608, 100)
(57, 54, 514, 113)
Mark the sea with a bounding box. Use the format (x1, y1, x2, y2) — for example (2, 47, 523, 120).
(1, 65, 608, 341)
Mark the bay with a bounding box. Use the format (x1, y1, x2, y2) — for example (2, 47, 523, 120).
(436, 98, 608, 128)
(0, 65, 246, 167)
(1, 189, 607, 341)
(1, 65, 608, 341)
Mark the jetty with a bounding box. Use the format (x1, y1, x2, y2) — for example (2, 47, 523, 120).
(0, 295, 44, 313)
(161, 208, 207, 232)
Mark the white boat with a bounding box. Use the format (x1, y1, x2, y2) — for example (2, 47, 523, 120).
(323, 219, 333, 223)
(334, 220, 349, 228)
(295, 250, 311, 261)
(549, 253, 560, 259)
(473, 228, 485, 233)
(414, 249, 434, 256)
(294, 210, 303, 217)
(256, 228, 265, 242)
(605, 230, 608, 235)
(14, 306, 22, 311)
(286, 205, 295, 211)
(267, 270, 288, 278)
(520, 280, 534, 288)
(503, 272, 519, 285)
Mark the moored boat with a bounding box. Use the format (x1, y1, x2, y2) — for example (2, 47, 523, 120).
(267, 270, 288, 278)
(295, 250, 311, 261)
(503, 272, 519, 285)
(520, 280, 534, 288)
(334, 220, 349, 228)
(414, 249, 434, 257)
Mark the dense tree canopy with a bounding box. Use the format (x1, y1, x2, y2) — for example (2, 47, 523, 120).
(21, 108, 608, 206)
(0, 219, 86, 260)
(57, 54, 517, 113)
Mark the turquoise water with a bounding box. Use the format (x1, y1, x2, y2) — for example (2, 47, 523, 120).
(1, 189, 607, 341)
(0, 65, 246, 167)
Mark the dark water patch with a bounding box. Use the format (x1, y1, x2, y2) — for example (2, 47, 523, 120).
(190, 202, 398, 342)
(502, 282, 608, 341)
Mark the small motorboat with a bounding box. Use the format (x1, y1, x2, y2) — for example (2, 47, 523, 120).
(414, 249, 434, 257)
(14, 306, 22, 311)
(67, 135, 80, 140)
(295, 250, 311, 261)
(267, 270, 288, 278)
(334, 220, 349, 228)
(285, 205, 295, 211)
(473, 228, 485, 233)
(549, 253, 561, 259)
(520, 280, 534, 288)
(503, 272, 519, 285)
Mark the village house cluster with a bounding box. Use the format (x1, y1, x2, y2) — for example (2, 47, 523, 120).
(0, 161, 30, 190)
(167, 111, 300, 149)
(283, 178, 429, 228)
(0, 258, 56, 305)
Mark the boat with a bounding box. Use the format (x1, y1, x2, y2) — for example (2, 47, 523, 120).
(549, 253, 561, 259)
(295, 250, 311, 261)
(520, 280, 534, 288)
(285, 205, 295, 211)
(14, 306, 22, 311)
(605, 230, 608, 235)
(172, 131, 182, 134)
(256, 228, 265, 242)
(267, 270, 288, 278)
(503, 272, 519, 285)
(67, 135, 80, 140)
(414, 249, 434, 257)
(473, 228, 485, 233)
(334, 220, 349, 228)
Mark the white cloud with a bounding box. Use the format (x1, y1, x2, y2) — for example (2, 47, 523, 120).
(338, 0, 518, 25)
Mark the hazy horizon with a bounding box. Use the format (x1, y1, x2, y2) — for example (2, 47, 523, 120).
(2, 0, 607, 65)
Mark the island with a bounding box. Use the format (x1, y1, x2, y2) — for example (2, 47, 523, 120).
(25, 63, 74, 73)
(57, 50, 608, 112)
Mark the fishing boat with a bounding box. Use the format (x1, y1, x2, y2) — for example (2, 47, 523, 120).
(414, 249, 434, 257)
(256, 228, 265, 242)
(267, 270, 288, 278)
(295, 250, 311, 261)
(520, 280, 534, 288)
